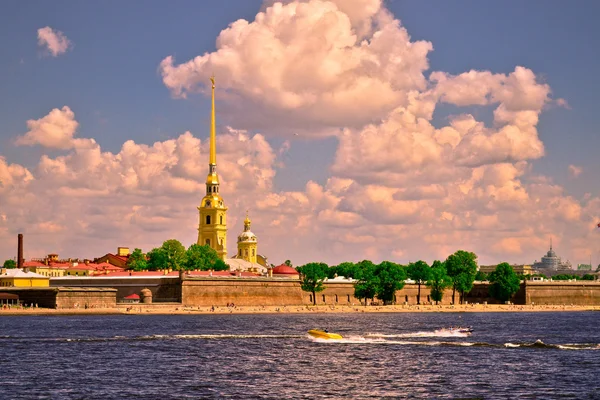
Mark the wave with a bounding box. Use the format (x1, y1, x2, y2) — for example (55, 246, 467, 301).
(503, 339, 600, 350)
(366, 329, 471, 338)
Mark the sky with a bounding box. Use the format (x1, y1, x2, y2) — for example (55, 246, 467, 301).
(1, 0, 600, 267)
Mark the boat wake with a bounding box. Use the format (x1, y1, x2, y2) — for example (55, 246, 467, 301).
(307, 335, 600, 350)
(366, 329, 471, 338)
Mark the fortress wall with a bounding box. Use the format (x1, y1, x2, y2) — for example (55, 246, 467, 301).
(182, 279, 456, 306)
(51, 277, 181, 302)
(0, 287, 117, 309)
(524, 281, 600, 305)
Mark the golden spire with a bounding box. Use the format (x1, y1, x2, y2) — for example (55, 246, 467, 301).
(209, 75, 216, 165)
(244, 210, 251, 227)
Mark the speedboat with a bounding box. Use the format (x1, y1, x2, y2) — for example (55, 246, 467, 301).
(450, 327, 473, 334)
(307, 329, 343, 340)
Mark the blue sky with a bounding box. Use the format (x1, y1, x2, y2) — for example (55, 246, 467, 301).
(1, 0, 599, 265)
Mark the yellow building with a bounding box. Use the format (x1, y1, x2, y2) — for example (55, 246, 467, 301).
(0, 269, 50, 287)
(197, 77, 228, 259)
(237, 213, 258, 264)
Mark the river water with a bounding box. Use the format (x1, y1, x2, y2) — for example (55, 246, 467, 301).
(0, 312, 598, 399)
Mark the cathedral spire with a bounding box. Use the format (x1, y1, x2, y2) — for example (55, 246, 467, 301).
(209, 75, 216, 166)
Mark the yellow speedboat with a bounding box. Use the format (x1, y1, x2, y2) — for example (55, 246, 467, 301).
(308, 329, 343, 340)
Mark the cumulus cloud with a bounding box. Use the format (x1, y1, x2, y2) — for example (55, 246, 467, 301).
(15, 107, 95, 150)
(160, 0, 432, 132)
(37, 26, 72, 57)
(2, 0, 597, 268)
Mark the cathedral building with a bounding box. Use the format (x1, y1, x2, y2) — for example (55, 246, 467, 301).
(197, 77, 267, 273)
(197, 77, 228, 260)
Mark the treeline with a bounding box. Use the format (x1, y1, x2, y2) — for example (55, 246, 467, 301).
(296, 250, 524, 305)
(126, 239, 228, 271)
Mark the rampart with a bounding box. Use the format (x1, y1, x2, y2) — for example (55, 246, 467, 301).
(51, 276, 181, 302)
(523, 281, 600, 305)
(0, 287, 117, 309)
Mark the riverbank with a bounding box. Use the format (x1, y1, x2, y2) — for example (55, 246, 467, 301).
(1, 303, 599, 316)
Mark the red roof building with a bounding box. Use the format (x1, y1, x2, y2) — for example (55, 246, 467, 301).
(272, 264, 300, 277)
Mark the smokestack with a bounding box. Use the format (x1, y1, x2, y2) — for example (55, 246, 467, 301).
(17, 233, 24, 269)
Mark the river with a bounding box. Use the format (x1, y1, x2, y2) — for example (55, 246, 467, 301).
(0, 312, 598, 399)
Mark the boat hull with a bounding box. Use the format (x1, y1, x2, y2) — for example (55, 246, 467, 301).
(307, 329, 343, 340)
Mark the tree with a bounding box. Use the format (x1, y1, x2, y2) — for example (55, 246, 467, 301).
(284, 260, 293, 267)
(489, 262, 521, 302)
(185, 244, 228, 271)
(581, 274, 595, 281)
(427, 260, 451, 305)
(298, 262, 328, 305)
(475, 270, 488, 281)
(126, 248, 147, 271)
(353, 261, 377, 306)
(329, 262, 359, 279)
(374, 261, 406, 305)
(3, 259, 16, 269)
(445, 250, 478, 304)
(146, 247, 167, 271)
(407, 260, 431, 304)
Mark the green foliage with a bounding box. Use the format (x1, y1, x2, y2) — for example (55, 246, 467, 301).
(407, 260, 431, 304)
(185, 244, 228, 271)
(3, 259, 17, 269)
(284, 259, 293, 267)
(146, 247, 167, 271)
(374, 261, 406, 304)
(126, 248, 147, 271)
(581, 274, 595, 281)
(489, 262, 521, 302)
(445, 250, 478, 304)
(298, 262, 328, 305)
(427, 260, 451, 304)
(475, 270, 488, 281)
(353, 261, 377, 305)
(329, 261, 359, 279)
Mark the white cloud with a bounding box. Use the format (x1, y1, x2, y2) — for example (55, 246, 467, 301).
(37, 26, 72, 57)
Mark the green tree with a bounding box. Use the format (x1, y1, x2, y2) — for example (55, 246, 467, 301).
(126, 248, 148, 271)
(489, 262, 521, 302)
(353, 261, 377, 306)
(330, 261, 359, 279)
(581, 274, 595, 281)
(161, 239, 187, 271)
(407, 260, 431, 304)
(427, 260, 451, 305)
(284, 259, 293, 267)
(475, 270, 488, 281)
(298, 262, 328, 305)
(445, 250, 478, 304)
(146, 247, 167, 271)
(185, 244, 228, 271)
(374, 261, 406, 305)
(3, 259, 17, 269)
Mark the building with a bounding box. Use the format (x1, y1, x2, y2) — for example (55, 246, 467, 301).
(236, 213, 258, 264)
(577, 264, 592, 271)
(0, 268, 50, 287)
(197, 76, 228, 260)
(271, 264, 300, 279)
(532, 242, 572, 273)
(94, 247, 131, 268)
(479, 264, 536, 275)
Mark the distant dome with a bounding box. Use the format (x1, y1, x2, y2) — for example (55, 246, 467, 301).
(272, 265, 299, 275)
(238, 230, 257, 242)
(547, 249, 557, 257)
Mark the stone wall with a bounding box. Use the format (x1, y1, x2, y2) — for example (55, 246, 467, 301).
(0, 287, 117, 309)
(181, 278, 456, 306)
(51, 276, 181, 302)
(523, 281, 600, 305)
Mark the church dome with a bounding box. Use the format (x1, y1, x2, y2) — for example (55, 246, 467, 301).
(272, 264, 299, 275)
(238, 230, 257, 242)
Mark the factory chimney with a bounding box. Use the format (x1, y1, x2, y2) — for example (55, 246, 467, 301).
(17, 233, 24, 269)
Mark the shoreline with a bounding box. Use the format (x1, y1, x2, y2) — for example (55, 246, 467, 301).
(1, 304, 599, 316)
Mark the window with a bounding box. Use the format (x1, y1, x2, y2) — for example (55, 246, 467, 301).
(239, 249, 242, 256)
(220, 215, 223, 224)
(405, 295, 408, 303)
(205, 239, 210, 246)
(206, 215, 211, 225)
(252, 249, 255, 256)
(309, 294, 313, 303)
(322, 294, 326, 303)
(335, 294, 338, 303)
(245, 249, 248, 256)
(347, 295, 351, 303)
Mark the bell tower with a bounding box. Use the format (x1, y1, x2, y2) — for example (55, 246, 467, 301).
(197, 77, 228, 260)
(237, 212, 258, 263)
